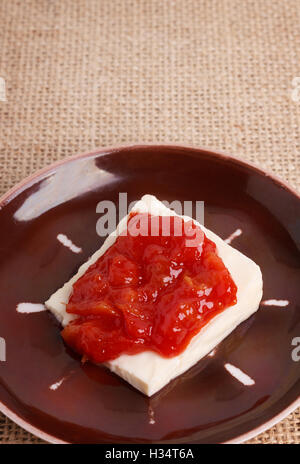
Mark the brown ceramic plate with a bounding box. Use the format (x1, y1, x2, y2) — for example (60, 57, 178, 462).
(0, 145, 299, 444)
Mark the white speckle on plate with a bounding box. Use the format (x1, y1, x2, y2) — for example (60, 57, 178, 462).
(261, 299, 289, 307)
(208, 348, 216, 357)
(16, 303, 46, 313)
(224, 228, 243, 244)
(57, 233, 82, 254)
(224, 363, 255, 386)
(148, 405, 156, 425)
(49, 377, 65, 391)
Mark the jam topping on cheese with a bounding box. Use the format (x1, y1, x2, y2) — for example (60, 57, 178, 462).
(62, 213, 237, 362)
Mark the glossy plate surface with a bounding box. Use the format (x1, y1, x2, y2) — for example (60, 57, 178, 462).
(0, 145, 299, 443)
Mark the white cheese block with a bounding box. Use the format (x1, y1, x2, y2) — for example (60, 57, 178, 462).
(45, 194, 263, 396)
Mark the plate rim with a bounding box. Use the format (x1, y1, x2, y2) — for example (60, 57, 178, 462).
(0, 143, 299, 444)
(1, 143, 299, 207)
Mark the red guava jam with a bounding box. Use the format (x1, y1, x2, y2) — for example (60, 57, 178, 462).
(62, 213, 237, 362)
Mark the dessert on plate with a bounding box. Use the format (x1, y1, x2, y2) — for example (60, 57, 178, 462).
(46, 195, 263, 396)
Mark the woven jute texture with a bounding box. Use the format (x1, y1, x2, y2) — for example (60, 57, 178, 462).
(0, 0, 299, 444)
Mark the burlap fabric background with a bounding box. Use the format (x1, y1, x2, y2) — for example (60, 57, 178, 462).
(0, 0, 299, 444)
